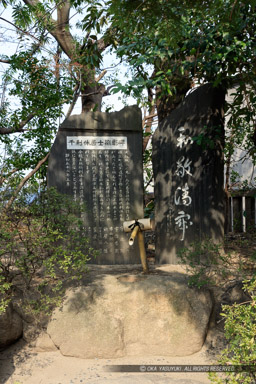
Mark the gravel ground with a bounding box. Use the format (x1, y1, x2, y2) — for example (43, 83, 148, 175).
(0, 338, 224, 384)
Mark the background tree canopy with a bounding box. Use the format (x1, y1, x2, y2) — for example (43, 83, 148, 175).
(0, 0, 255, 204)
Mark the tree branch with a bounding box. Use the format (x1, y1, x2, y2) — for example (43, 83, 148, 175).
(96, 27, 117, 52)
(0, 16, 42, 45)
(0, 58, 11, 64)
(65, 83, 80, 119)
(143, 87, 157, 152)
(0, 113, 35, 134)
(230, 0, 238, 21)
(23, 0, 76, 58)
(0, 168, 19, 187)
(145, 175, 153, 191)
(4, 153, 49, 211)
(97, 36, 109, 52)
(95, 69, 107, 82)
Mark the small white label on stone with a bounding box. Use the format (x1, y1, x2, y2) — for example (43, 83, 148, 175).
(67, 136, 127, 150)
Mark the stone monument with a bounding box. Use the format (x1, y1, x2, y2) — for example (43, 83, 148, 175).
(47, 106, 144, 264)
(153, 83, 226, 264)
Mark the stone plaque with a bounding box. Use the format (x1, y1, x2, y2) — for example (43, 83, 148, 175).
(153, 84, 225, 264)
(47, 106, 144, 264)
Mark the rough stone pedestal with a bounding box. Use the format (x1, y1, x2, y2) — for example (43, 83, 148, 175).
(47, 268, 212, 358)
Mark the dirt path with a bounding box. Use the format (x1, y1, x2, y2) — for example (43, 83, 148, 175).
(0, 337, 225, 384)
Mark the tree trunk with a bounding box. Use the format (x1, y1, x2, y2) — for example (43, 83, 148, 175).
(81, 83, 106, 113)
(154, 59, 193, 122)
(155, 77, 192, 122)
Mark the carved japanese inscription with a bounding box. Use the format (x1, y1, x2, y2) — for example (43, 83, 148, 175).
(48, 106, 144, 264)
(153, 84, 226, 264)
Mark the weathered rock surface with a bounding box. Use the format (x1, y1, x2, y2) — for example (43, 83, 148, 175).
(0, 303, 23, 349)
(34, 332, 58, 352)
(47, 272, 212, 358)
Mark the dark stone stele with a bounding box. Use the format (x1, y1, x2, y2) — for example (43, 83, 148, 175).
(153, 84, 226, 264)
(47, 106, 144, 264)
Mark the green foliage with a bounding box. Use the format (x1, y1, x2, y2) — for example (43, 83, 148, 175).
(2, 0, 255, 192)
(1, 0, 255, 208)
(143, 130, 154, 217)
(0, 50, 74, 178)
(108, 0, 256, 160)
(0, 274, 12, 313)
(0, 187, 97, 316)
(226, 85, 256, 166)
(177, 235, 256, 288)
(193, 125, 223, 150)
(177, 237, 256, 384)
(144, 199, 154, 219)
(81, 1, 109, 35)
(230, 170, 256, 191)
(143, 147, 153, 189)
(177, 239, 230, 288)
(209, 279, 256, 384)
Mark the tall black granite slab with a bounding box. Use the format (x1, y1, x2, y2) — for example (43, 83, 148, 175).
(47, 106, 144, 264)
(152, 84, 226, 264)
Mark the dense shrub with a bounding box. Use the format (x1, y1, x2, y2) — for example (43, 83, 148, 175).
(209, 279, 256, 384)
(177, 238, 256, 384)
(0, 188, 97, 315)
